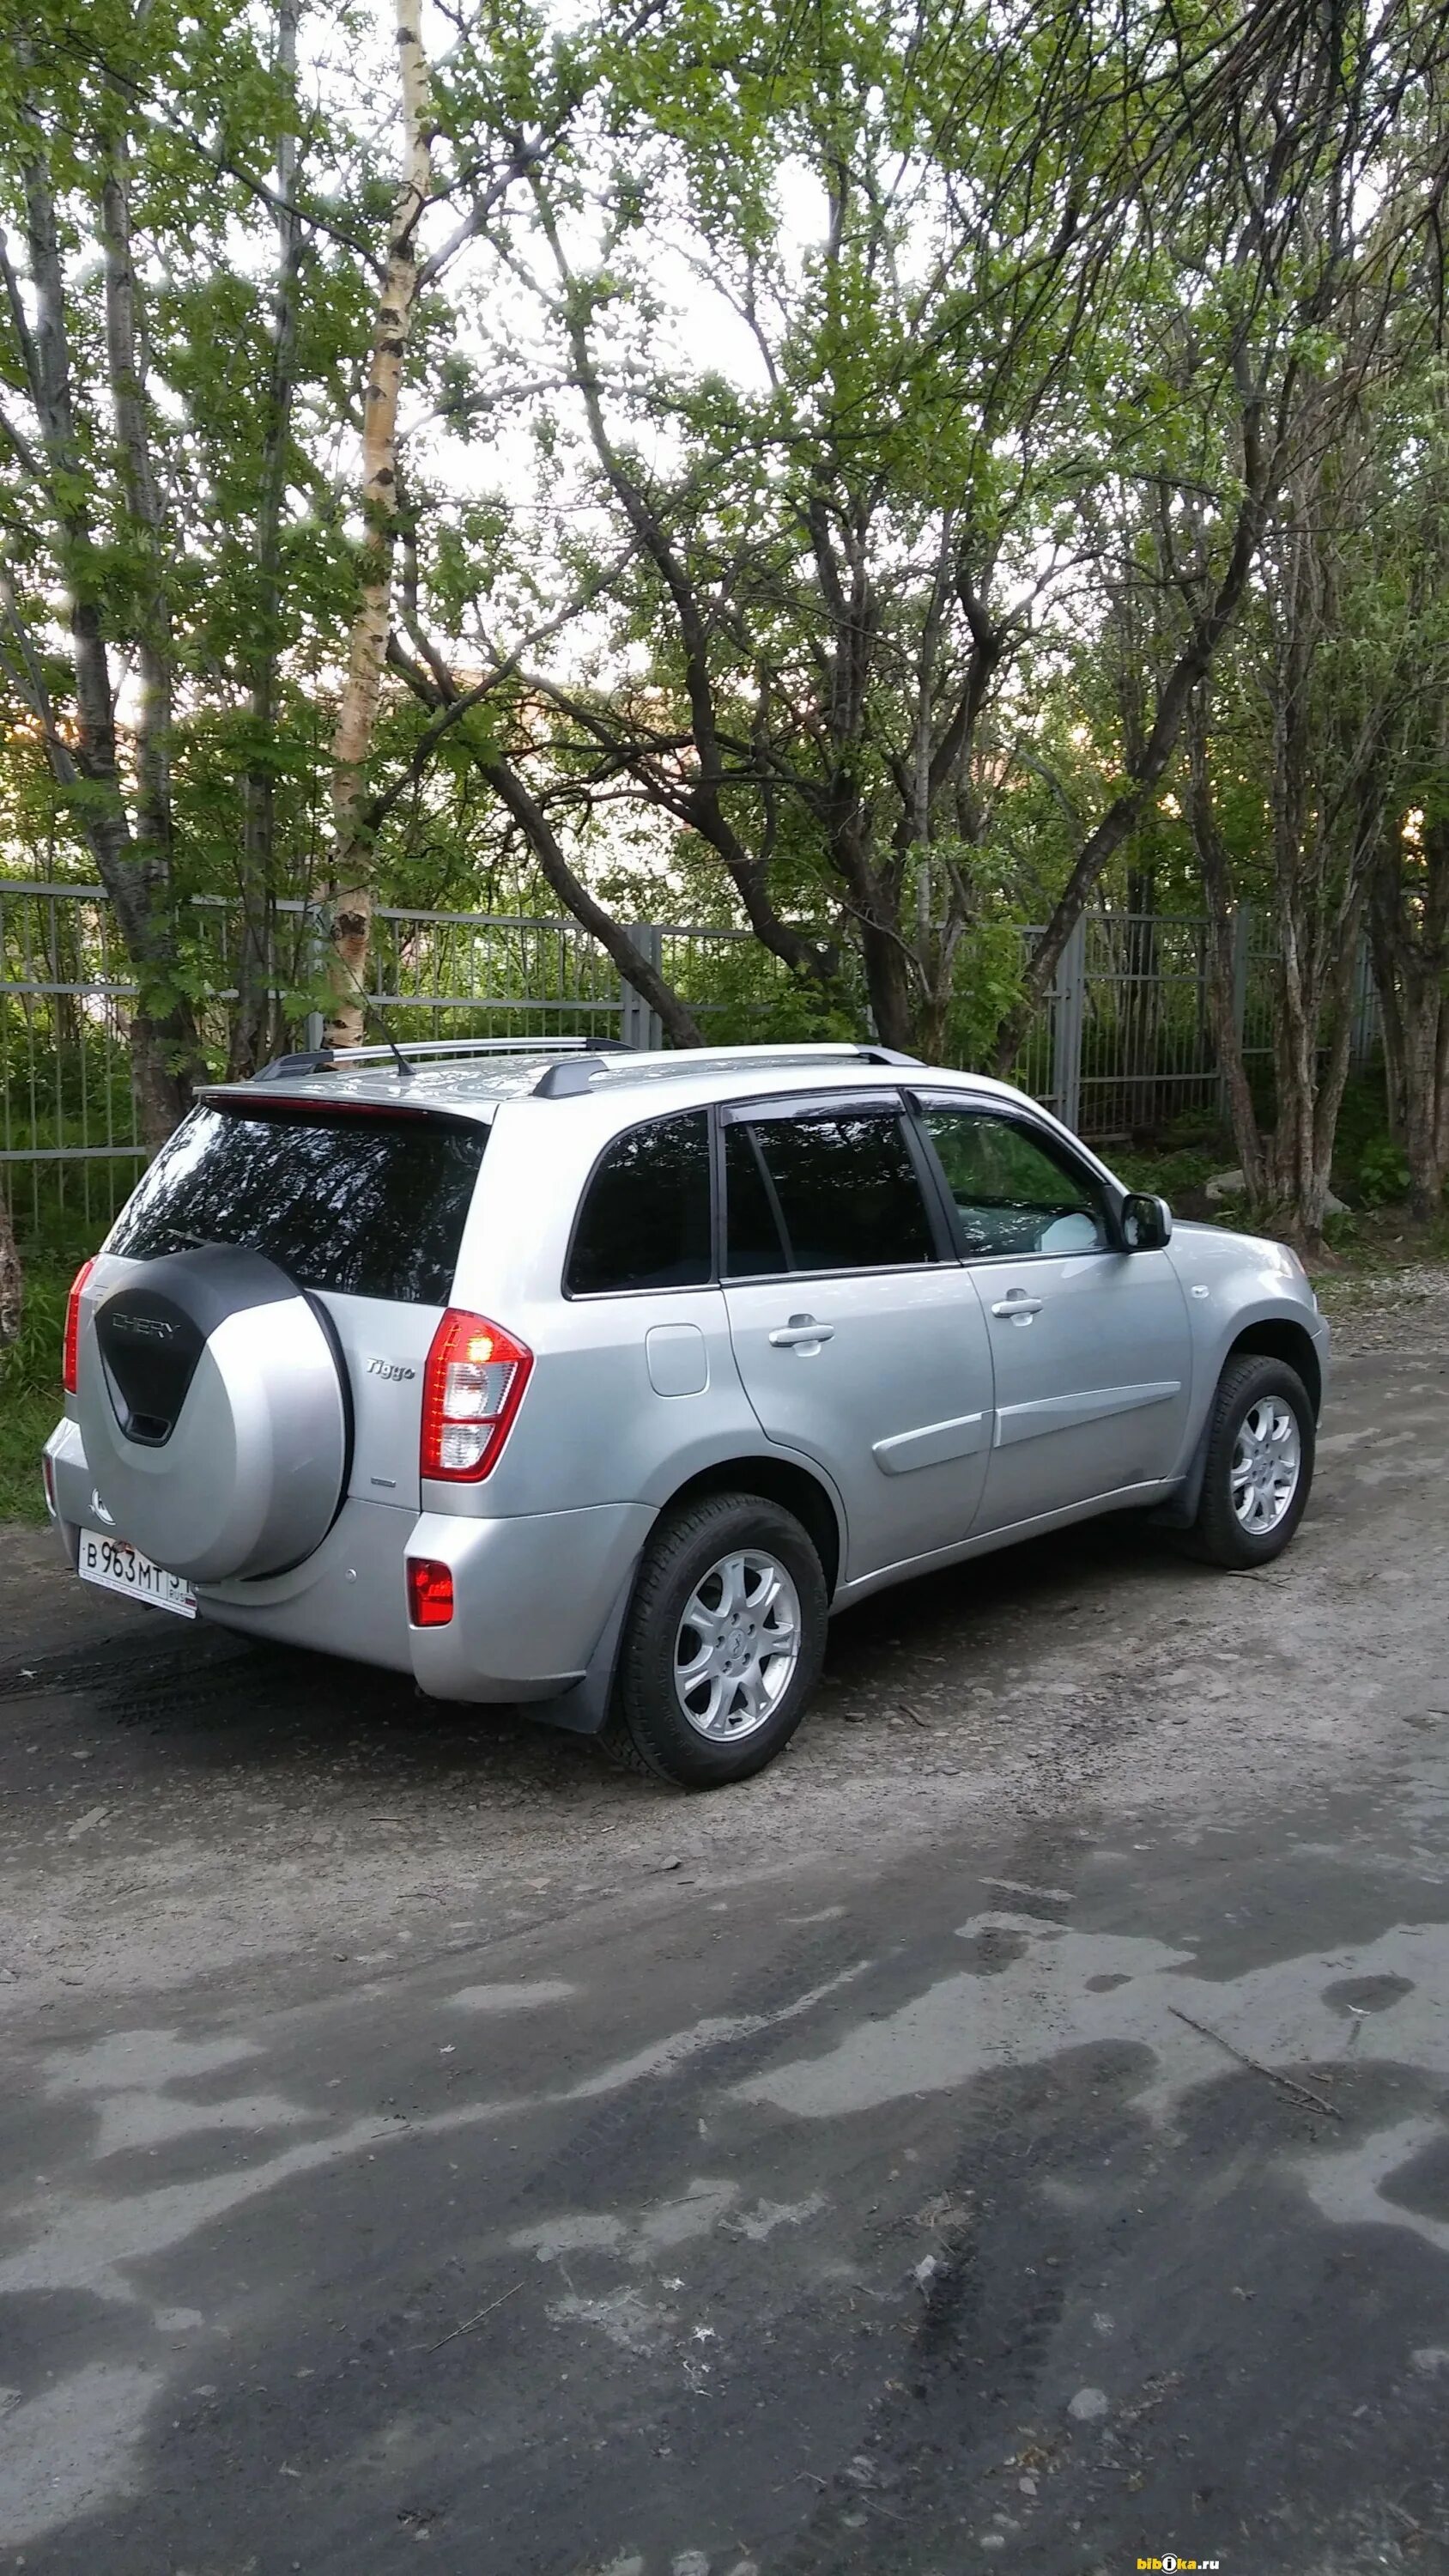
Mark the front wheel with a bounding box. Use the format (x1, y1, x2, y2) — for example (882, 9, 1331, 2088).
(604, 1492, 828, 1788)
(1182, 1353, 1315, 1569)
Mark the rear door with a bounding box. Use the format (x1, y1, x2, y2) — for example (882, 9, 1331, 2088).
(103, 1096, 490, 1511)
(720, 1095, 997, 1583)
(912, 1097, 1191, 1530)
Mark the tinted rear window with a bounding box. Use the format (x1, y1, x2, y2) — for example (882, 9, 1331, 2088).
(566, 1111, 712, 1295)
(106, 1103, 486, 1304)
(732, 1111, 934, 1272)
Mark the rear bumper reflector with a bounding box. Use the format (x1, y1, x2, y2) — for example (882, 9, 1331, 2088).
(407, 1557, 455, 1627)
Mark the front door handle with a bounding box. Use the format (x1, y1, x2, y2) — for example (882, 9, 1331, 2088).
(769, 1315, 835, 1347)
(991, 1293, 1043, 1321)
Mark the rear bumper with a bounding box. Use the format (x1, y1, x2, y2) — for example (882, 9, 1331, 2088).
(44, 1413, 650, 1706)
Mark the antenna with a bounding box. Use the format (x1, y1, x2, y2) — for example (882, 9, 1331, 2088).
(323, 912, 415, 1082)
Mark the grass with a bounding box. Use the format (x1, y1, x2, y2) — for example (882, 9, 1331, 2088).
(0, 1256, 70, 1524)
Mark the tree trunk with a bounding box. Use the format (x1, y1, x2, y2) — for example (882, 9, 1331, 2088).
(1186, 685, 1267, 1200)
(324, 0, 434, 1050)
(1373, 818, 1449, 1217)
(857, 909, 916, 1051)
(233, 0, 303, 1079)
(384, 635, 706, 1046)
(11, 83, 202, 1149)
(993, 399, 1275, 1075)
(483, 757, 706, 1048)
(1264, 901, 1363, 1247)
(1367, 868, 1407, 1142)
(100, 125, 203, 1145)
(0, 1185, 21, 1348)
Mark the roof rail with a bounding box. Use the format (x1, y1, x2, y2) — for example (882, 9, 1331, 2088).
(246, 1035, 922, 1091)
(644, 1041, 924, 1069)
(529, 1038, 925, 1097)
(330, 1036, 634, 1065)
(533, 1055, 609, 1097)
(251, 1048, 336, 1081)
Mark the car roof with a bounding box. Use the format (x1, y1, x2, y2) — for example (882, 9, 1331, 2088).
(200, 1043, 1044, 1125)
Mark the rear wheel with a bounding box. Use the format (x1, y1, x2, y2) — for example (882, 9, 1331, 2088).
(604, 1492, 828, 1788)
(1182, 1352, 1315, 1568)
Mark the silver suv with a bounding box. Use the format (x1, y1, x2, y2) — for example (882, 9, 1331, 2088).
(45, 1039, 1329, 1787)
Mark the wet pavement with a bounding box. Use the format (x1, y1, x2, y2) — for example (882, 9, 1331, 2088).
(2, 1347, 1448, 2574)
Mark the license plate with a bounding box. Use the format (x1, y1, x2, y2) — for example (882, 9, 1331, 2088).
(78, 1529, 197, 1619)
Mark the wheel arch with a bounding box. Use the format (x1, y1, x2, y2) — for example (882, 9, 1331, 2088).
(657, 1455, 845, 1597)
(1224, 1316, 1322, 1420)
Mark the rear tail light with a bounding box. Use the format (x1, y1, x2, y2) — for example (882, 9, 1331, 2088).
(407, 1558, 454, 1626)
(420, 1309, 532, 1481)
(63, 1258, 95, 1394)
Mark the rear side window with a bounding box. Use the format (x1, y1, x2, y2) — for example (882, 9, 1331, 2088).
(723, 1125, 786, 1275)
(106, 1103, 486, 1304)
(726, 1111, 934, 1273)
(567, 1111, 712, 1295)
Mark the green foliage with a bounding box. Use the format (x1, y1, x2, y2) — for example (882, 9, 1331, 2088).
(0, 1257, 66, 1524)
(1115, 1145, 1224, 1200)
(1349, 1137, 1414, 1207)
(0, 0, 1445, 1214)
(678, 951, 861, 1046)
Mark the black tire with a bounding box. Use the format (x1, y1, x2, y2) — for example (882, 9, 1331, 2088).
(1179, 1352, 1315, 1569)
(603, 1492, 828, 1789)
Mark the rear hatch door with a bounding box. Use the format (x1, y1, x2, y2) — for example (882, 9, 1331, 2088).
(104, 1093, 490, 1513)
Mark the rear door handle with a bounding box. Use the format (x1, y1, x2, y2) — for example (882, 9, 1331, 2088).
(769, 1316, 835, 1347)
(991, 1294, 1043, 1320)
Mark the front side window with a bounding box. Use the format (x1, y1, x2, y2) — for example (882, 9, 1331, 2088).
(725, 1110, 934, 1274)
(567, 1110, 712, 1294)
(919, 1105, 1108, 1258)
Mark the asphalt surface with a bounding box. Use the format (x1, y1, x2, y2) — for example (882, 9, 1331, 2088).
(3, 1346, 1449, 2575)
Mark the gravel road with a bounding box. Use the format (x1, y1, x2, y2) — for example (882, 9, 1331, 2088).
(2, 1336, 1448, 2573)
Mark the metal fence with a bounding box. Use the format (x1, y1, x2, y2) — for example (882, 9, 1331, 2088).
(1, 878, 1379, 1240)
(1019, 905, 1379, 1133)
(1021, 908, 1280, 1133)
(0, 884, 791, 1236)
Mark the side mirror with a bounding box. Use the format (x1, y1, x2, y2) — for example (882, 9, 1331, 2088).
(1120, 1191, 1172, 1252)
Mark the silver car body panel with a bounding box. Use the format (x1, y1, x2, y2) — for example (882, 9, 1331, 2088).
(971, 1243, 1192, 1526)
(724, 1263, 996, 1581)
(45, 1048, 1330, 1713)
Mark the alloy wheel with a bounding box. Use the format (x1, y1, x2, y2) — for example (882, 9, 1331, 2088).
(672, 1548, 803, 1740)
(1231, 1395, 1302, 1534)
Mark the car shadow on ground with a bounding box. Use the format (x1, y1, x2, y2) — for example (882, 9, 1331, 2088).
(0, 1504, 1214, 1807)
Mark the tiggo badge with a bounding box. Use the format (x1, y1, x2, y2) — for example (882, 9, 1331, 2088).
(367, 1358, 416, 1382)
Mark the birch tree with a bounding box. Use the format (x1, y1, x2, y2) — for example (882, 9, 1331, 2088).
(231, 0, 306, 1077)
(322, 0, 436, 1048)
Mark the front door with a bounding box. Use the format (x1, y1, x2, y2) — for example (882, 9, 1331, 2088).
(720, 1097, 997, 1583)
(912, 1099, 1192, 1533)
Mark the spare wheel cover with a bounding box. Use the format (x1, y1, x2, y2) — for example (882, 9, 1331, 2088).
(79, 1243, 349, 1583)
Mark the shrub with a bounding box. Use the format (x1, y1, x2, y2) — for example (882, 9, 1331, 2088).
(1353, 1137, 1411, 1206)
